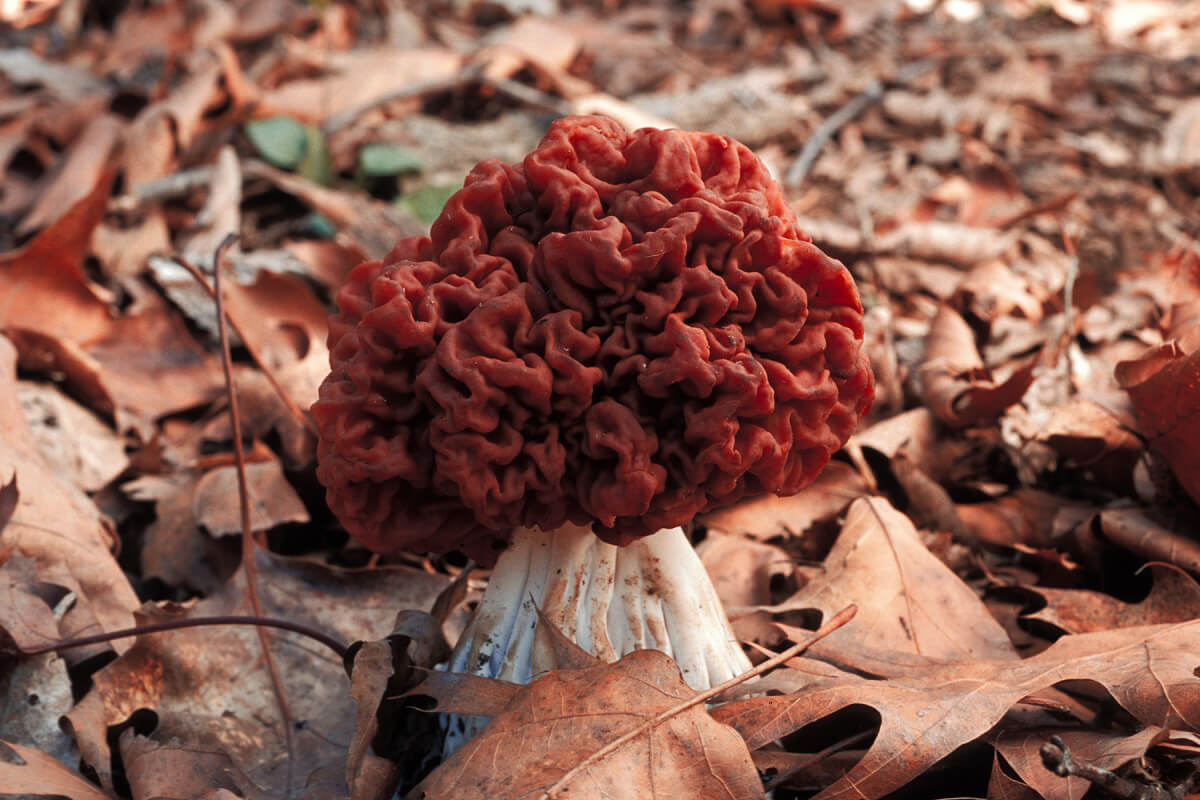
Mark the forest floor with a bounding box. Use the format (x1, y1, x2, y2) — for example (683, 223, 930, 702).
(2, 0, 1200, 798)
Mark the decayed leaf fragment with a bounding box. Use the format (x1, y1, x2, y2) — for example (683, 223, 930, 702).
(409, 649, 762, 800)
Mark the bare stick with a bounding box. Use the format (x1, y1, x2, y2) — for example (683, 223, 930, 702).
(19, 615, 348, 660)
(213, 233, 296, 798)
(172, 254, 316, 436)
(537, 604, 858, 800)
(1041, 735, 1172, 800)
(786, 60, 936, 187)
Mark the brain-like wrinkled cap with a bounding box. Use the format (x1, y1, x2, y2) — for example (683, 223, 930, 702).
(314, 116, 874, 563)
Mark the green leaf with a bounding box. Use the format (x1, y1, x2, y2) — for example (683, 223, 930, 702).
(305, 212, 337, 239)
(298, 124, 334, 186)
(245, 116, 308, 169)
(358, 143, 423, 177)
(396, 183, 459, 225)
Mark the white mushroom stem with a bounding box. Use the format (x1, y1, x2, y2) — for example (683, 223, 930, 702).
(441, 522, 751, 747)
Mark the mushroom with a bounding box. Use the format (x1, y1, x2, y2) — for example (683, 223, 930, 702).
(314, 115, 873, 727)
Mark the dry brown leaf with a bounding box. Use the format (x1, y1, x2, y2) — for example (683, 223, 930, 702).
(954, 260, 1044, 323)
(0, 335, 138, 651)
(1024, 564, 1200, 635)
(118, 724, 245, 800)
(956, 489, 1094, 551)
(851, 407, 939, 464)
(0, 649, 75, 767)
(919, 304, 1038, 428)
(91, 213, 172, 278)
(193, 457, 310, 537)
(0, 168, 114, 346)
(18, 381, 129, 492)
(0, 553, 62, 650)
(259, 47, 461, 123)
(409, 649, 762, 800)
(124, 472, 238, 596)
(699, 531, 793, 647)
(700, 461, 868, 542)
(65, 546, 450, 792)
(478, 16, 584, 92)
(0, 739, 115, 800)
(1037, 398, 1142, 494)
(245, 160, 426, 257)
(714, 619, 1200, 800)
(988, 751, 1043, 800)
(1116, 342, 1200, 506)
(754, 497, 1016, 663)
(218, 267, 331, 415)
(1159, 96, 1200, 169)
(345, 609, 454, 797)
(17, 113, 122, 236)
(285, 239, 367, 291)
(874, 221, 1019, 266)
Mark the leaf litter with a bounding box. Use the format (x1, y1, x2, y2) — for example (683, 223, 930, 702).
(2, 1, 1200, 799)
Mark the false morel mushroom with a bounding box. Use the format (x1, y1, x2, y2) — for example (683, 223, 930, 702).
(314, 115, 874, 721)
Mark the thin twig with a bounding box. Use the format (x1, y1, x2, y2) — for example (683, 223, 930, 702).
(213, 234, 296, 799)
(786, 60, 937, 187)
(1041, 735, 1173, 800)
(109, 165, 215, 212)
(1060, 228, 1080, 389)
(537, 604, 858, 800)
(172, 254, 316, 436)
(19, 615, 348, 660)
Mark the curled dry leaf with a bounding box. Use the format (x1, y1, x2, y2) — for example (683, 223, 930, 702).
(1024, 564, 1200, 635)
(753, 497, 1016, 664)
(919, 304, 1038, 428)
(1115, 342, 1200, 506)
(956, 488, 1094, 551)
(714, 619, 1200, 800)
(345, 608, 455, 798)
(0, 553, 62, 651)
(1098, 507, 1200, 576)
(408, 649, 762, 800)
(953, 260, 1045, 324)
(245, 160, 426, 257)
(0, 167, 224, 435)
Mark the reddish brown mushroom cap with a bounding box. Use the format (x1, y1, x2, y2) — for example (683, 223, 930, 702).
(314, 116, 874, 563)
